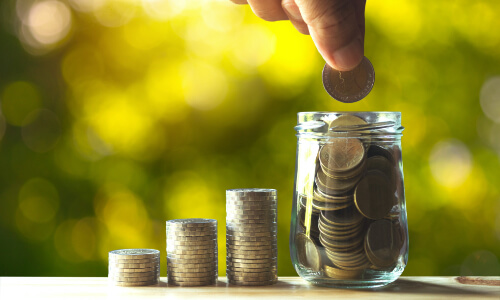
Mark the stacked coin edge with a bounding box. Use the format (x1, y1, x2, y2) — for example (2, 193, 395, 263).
(108, 249, 160, 286)
(226, 188, 278, 286)
(166, 218, 218, 286)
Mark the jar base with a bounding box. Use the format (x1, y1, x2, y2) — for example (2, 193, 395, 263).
(299, 270, 403, 289)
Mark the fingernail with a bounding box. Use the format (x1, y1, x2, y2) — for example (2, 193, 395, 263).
(331, 38, 364, 71)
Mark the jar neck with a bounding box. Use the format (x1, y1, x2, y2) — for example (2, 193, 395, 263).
(295, 111, 404, 141)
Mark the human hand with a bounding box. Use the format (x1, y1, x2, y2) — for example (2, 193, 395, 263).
(230, 0, 366, 71)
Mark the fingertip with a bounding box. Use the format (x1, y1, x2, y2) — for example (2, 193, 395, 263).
(329, 38, 364, 71)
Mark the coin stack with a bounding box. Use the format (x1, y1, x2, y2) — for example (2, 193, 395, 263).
(226, 189, 278, 286)
(108, 249, 160, 286)
(166, 219, 218, 286)
(296, 115, 403, 279)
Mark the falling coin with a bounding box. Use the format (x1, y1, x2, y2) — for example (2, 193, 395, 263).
(322, 56, 375, 103)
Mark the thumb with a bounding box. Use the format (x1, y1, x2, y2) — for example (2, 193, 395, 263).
(295, 0, 365, 71)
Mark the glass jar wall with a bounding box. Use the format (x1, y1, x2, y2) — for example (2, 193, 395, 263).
(289, 112, 408, 288)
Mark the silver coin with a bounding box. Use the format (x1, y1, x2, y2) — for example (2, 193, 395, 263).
(109, 249, 160, 259)
(226, 188, 277, 195)
(108, 267, 159, 273)
(109, 275, 157, 282)
(111, 280, 158, 286)
(108, 271, 157, 277)
(109, 262, 158, 269)
(108, 258, 159, 264)
(322, 56, 375, 103)
(227, 279, 277, 286)
(167, 257, 216, 264)
(226, 257, 277, 263)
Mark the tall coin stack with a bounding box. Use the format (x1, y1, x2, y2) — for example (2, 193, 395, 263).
(108, 249, 160, 286)
(166, 219, 218, 286)
(226, 189, 278, 286)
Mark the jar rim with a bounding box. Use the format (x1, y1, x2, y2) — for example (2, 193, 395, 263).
(295, 111, 403, 137)
(297, 111, 401, 116)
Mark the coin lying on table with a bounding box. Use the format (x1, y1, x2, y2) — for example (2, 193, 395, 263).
(322, 56, 375, 103)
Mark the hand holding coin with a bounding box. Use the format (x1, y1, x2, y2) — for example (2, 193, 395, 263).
(229, 0, 366, 71)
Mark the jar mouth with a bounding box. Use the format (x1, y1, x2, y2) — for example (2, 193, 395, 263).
(295, 111, 404, 138)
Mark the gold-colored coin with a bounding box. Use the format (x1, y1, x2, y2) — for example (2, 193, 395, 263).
(316, 169, 361, 194)
(320, 205, 364, 226)
(367, 156, 395, 184)
(295, 233, 321, 271)
(227, 257, 277, 263)
(322, 56, 375, 103)
(324, 265, 363, 279)
(364, 219, 401, 268)
(313, 188, 353, 204)
(367, 145, 395, 163)
(354, 170, 393, 220)
(228, 278, 277, 286)
(319, 139, 365, 174)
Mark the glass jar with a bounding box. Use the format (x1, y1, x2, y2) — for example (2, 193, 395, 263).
(289, 112, 408, 288)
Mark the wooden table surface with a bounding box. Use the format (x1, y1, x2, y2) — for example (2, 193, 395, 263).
(1, 277, 499, 299)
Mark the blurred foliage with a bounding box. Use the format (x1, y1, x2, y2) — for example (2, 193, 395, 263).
(1, 0, 500, 277)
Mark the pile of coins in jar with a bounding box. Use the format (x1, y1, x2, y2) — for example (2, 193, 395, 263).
(226, 189, 278, 286)
(108, 249, 160, 286)
(166, 219, 218, 286)
(296, 114, 404, 279)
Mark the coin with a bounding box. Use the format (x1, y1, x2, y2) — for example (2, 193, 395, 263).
(110, 262, 158, 269)
(226, 231, 276, 237)
(321, 205, 364, 226)
(167, 261, 217, 268)
(364, 219, 401, 268)
(295, 233, 321, 271)
(329, 115, 368, 131)
(111, 280, 158, 286)
(324, 265, 363, 279)
(167, 239, 217, 246)
(228, 280, 277, 286)
(109, 275, 157, 282)
(166, 218, 217, 227)
(108, 270, 157, 277)
(354, 170, 393, 220)
(367, 145, 395, 162)
(226, 188, 277, 196)
(169, 280, 216, 287)
(108, 258, 159, 264)
(168, 270, 217, 277)
(319, 139, 365, 174)
(109, 263, 160, 273)
(167, 257, 216, 264)
(322, 56, 375, 103)
(227, 257, 277, 263)
(109, 249, 160, 260)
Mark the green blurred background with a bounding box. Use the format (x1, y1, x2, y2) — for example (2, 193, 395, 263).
(1, 0, 500, 277)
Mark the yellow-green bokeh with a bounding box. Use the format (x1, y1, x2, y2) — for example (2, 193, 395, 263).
(0, 0, 500, 277)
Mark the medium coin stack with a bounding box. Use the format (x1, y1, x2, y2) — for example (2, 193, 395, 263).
(108, 249, 160, 286)
(226, 189, 278, 286)
(166, 219, 218, 286)
(296, 115, 404, 279)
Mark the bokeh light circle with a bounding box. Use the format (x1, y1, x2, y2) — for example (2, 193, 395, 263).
(429, 139, 472, 188)
(27, 0, 72, 46)
(480, 76, 500, 123)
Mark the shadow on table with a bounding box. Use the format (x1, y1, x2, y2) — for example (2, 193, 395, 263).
(371, 278, 498, 297)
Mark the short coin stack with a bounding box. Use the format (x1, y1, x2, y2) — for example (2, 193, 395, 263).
(166, 219, 218, 286)
(226, 189, 278, 286)
(108, 249, 160, 286)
